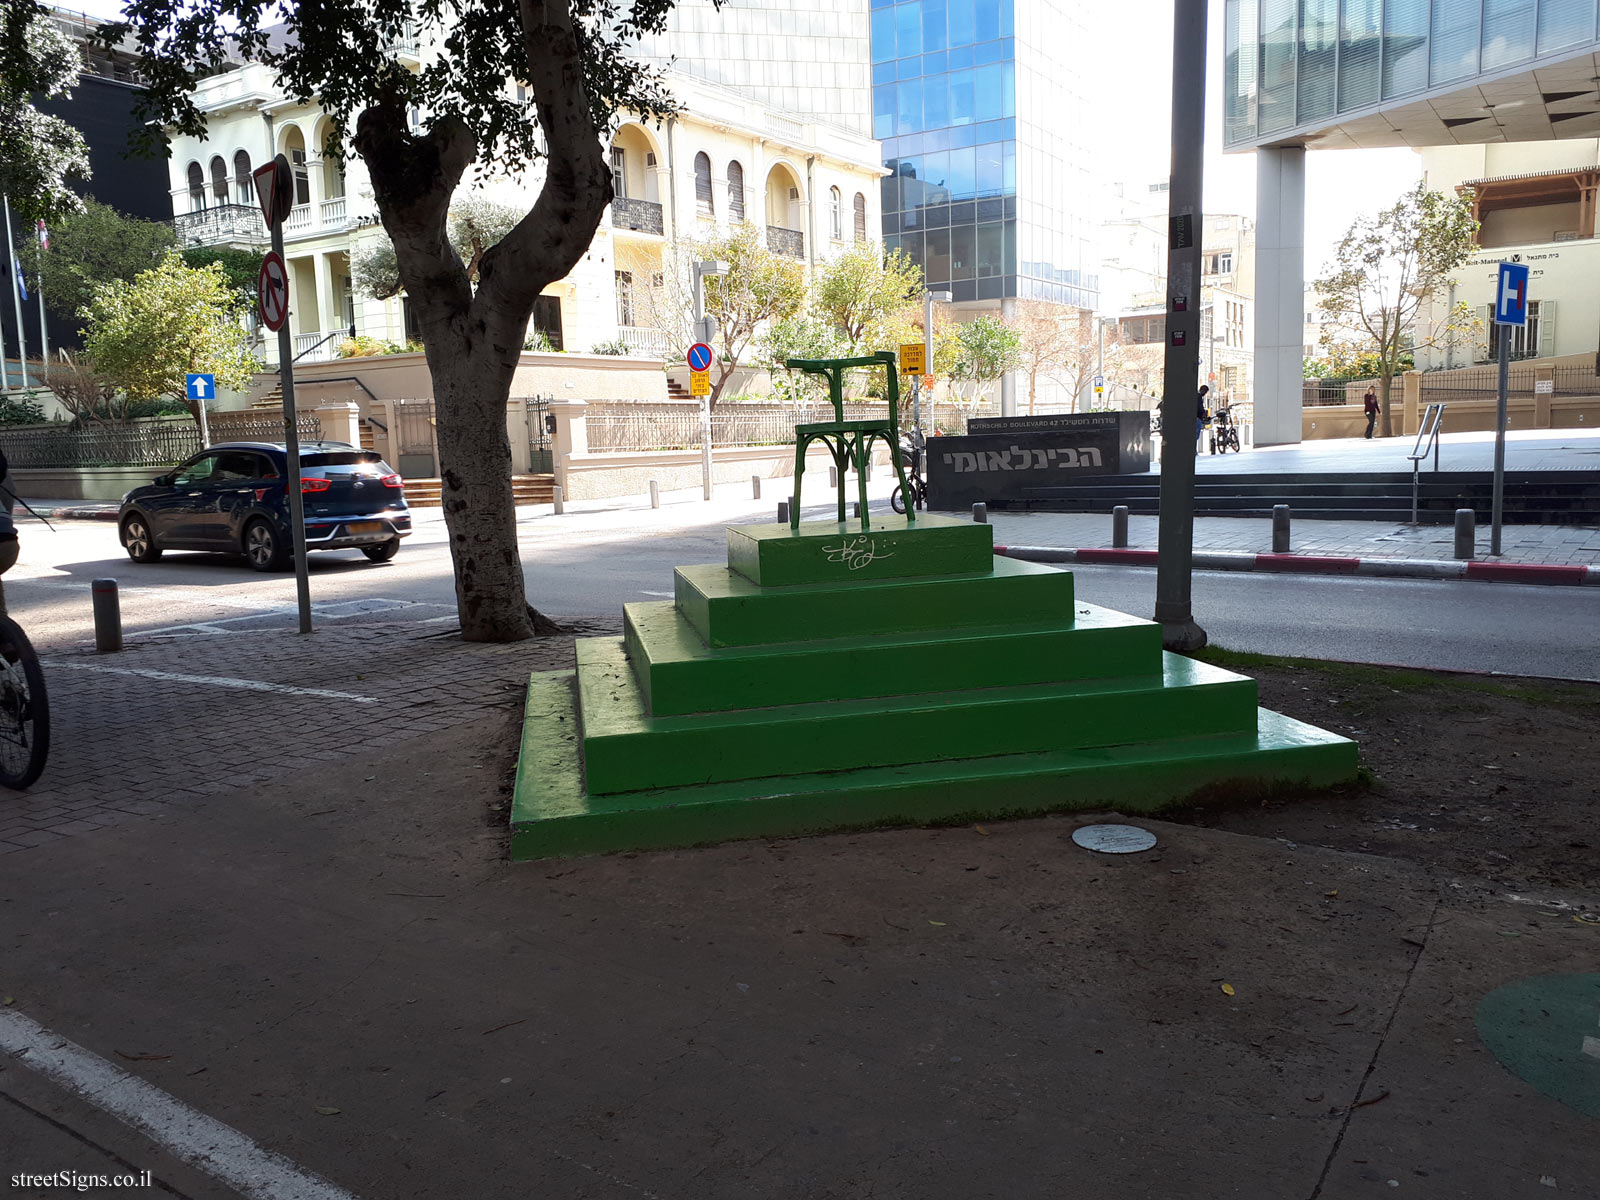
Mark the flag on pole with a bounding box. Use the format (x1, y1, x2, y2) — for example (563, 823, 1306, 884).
(15, 260, 26, 302)
(36, 219, 47, 250)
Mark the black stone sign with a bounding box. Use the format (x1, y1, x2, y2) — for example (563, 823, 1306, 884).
(927, 411, 1151, 510)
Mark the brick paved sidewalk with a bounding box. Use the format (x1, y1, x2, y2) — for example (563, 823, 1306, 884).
(0, 621, 613, 855)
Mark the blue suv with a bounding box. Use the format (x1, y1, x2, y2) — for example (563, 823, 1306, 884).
(118, 441, 412, 571)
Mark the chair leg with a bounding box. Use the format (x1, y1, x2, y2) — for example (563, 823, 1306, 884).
(791, 436, 806, 530)
(855, 436, 871, 531)
(833, 437, 847, 525)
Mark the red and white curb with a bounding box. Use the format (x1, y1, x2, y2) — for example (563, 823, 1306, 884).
(994, 544, 1600, 587)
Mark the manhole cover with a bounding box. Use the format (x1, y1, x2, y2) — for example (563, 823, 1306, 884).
(1071, 824, 1157, 854)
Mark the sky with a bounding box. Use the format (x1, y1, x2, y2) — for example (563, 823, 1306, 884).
(1102, 0, 1424, 281)
(65, 0, 1421, 281)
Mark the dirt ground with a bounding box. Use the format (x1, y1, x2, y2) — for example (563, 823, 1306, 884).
(1171, 648, 1600, 899)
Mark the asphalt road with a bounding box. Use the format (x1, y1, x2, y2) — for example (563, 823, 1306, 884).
(13, 504, 1598, 680)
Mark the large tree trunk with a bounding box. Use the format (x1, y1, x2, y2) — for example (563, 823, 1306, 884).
(428, 323, 531, 642)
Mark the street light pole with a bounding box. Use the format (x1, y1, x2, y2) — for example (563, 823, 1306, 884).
(1153, 0, 1208, 653)
(692, 259, 727, 501)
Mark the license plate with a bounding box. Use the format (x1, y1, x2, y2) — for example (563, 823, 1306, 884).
(347, 521, 382, 534)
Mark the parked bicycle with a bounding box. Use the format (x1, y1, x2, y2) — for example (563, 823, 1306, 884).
(1211, 404, 1242, 454)
(890, 432, 927, 515)
(0, 611, 48, 789)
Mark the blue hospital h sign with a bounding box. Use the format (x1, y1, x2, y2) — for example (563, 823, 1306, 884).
(1495, 262, 1530, 327)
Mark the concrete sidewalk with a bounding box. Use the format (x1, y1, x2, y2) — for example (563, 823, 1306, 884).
(1, 696, 1596, 1199)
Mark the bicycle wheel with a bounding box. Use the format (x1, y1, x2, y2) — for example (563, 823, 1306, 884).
(890, 484, 906, 514)
(0, 614, 49, 789)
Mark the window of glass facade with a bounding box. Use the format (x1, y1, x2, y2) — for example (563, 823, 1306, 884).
(1382, 0, 1430, 97)
(1337, 0, 1380, 112)
(1429, 0, 1478, 82)
(1226, 0, 1600, 147)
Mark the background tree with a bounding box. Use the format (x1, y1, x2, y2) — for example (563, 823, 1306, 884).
(697, 224, 806, 406)
(1008, 302, 1121, 414)
(0, 8, 90, 223)
(40, 349, 122, 423)
(81, 253, 256, 425)
(950, 314, 1021, 404)
(810, 243, 922, 351)
(1314, 181, 1479, 436)
(755, 314, 846, 408)
(21, 197, 176, 321)
(352, 198, 530, 300)
(181, 246, 266, 309)
(111, 0, 681, 641)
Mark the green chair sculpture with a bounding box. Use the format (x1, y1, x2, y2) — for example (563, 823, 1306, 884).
(784, 351, 914, 532)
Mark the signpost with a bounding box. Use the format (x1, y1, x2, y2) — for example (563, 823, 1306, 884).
(255, 153, 313, 634)
(688, 341, 714, 499)
(184, 373, 214, 448)
(1491, 262, 1529, 556)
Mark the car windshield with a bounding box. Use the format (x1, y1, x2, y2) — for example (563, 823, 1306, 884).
(302, 451, 389, 476)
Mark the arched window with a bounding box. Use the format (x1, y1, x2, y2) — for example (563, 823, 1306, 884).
(186, 162, 206, 212)
(693, 151, 713, 217)
(209, 156, 228, 205)
(727, 160, 745, 222)
(853, 192, 867, 243)
(232, 150, 252, 205)
(829, 186, 842, 240)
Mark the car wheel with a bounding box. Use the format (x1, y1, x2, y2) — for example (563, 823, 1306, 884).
(243, 519, 288, 572)
(361, 539, 400, 563)
(122, 515, 162, 563)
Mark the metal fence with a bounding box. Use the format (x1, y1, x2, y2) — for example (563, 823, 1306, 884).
(0, 413, 322, 470)
(1553, 363, 1600, 394)
(581, 400, 1002, 452)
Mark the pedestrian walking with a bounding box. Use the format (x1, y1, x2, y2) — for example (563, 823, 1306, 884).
(1197, 385, 1211, 453)
(1363, 386, 1380, 439)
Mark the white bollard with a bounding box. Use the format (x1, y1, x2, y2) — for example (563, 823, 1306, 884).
(551, 484, 564, 515)
(649, 480, 660, 509)
(751, 475, 761, 500)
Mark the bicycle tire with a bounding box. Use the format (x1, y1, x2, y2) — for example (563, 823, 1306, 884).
(890, 485, 906, 514)
(0, 614, 49, 790)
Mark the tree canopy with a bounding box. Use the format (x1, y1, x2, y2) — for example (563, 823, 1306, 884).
(1313, 181, 1479, 435)
(21, 197, 176, 321)
(951, 314, 1022, 402)
(81, 253, 257, 423)
(0, 8, 90, 222)
(108, 0, 696, 640)
(810, 243, 922, 352)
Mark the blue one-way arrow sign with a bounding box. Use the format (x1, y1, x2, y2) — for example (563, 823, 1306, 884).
(185, 373, 216, 402)
(1496, 262, 1530, 327)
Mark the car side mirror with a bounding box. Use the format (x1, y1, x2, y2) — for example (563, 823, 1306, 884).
(155, 473, 172, 486)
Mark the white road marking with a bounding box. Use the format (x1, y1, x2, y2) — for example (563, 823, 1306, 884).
(1582, 1035, 1600, 1061)
(0, 1007, 359, 1200)
(52, 662, 378, 703)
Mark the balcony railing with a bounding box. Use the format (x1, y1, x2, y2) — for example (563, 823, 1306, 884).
(617, 326, 670, 356)
(320, 196, 348, 227)
(612, 196, 664, 235)
(285, 204, 313, 233)
(293, 330, 346, 363)
(171, 204, 266, 247)
(767, 225, 804, 258)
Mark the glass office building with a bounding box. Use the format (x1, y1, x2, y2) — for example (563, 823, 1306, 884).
(1224, 0, 1600, 148)
(871, 0, 1100, 307)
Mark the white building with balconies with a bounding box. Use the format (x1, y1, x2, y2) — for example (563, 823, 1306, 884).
(165, 43, 886, 370)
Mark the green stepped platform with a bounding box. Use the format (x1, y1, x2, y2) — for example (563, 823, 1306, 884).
(511, 513, 1359, 859)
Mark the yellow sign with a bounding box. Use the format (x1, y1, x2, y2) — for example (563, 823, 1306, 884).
(899, 342, 926, 373)
(689, 370, 710, 397)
